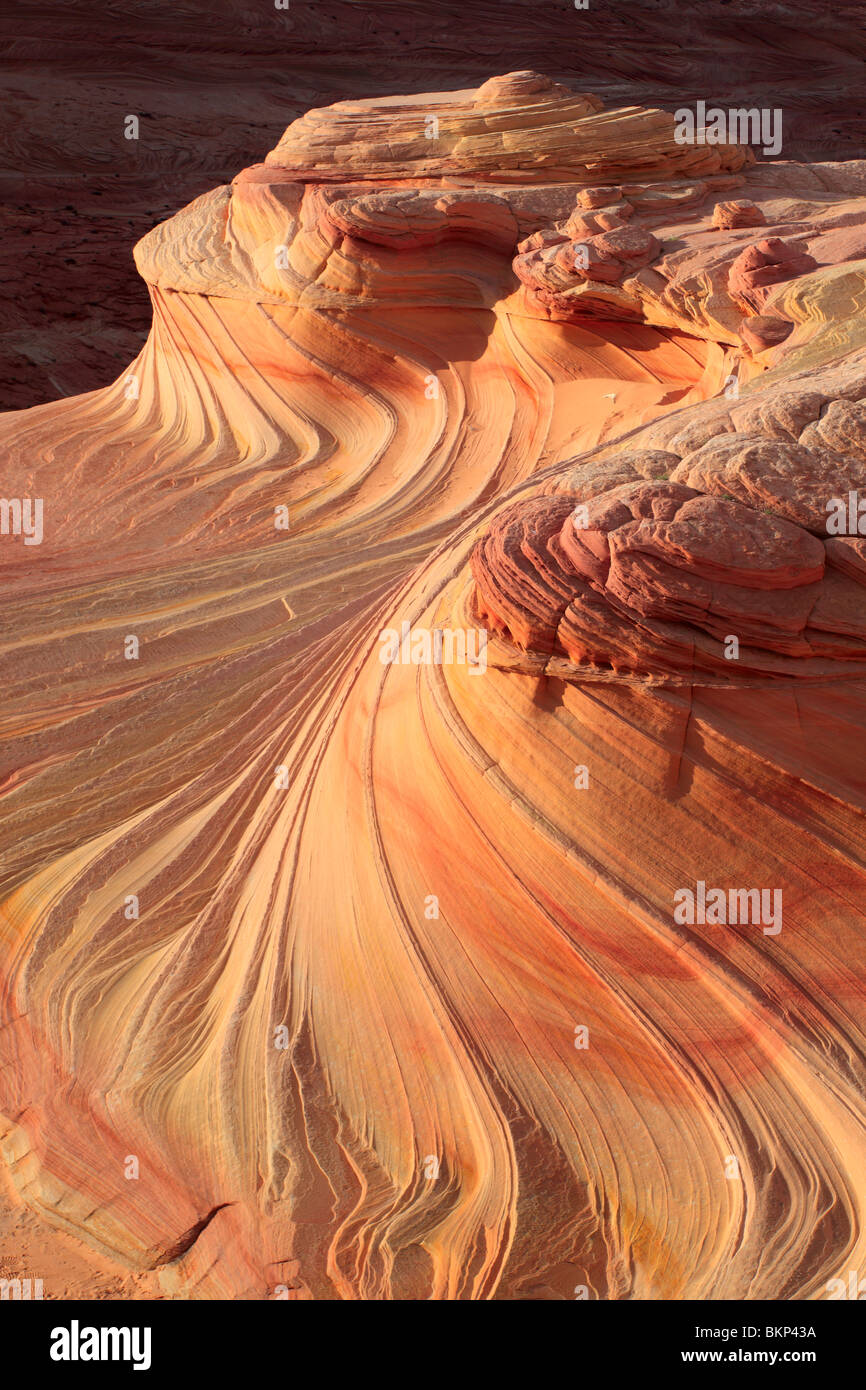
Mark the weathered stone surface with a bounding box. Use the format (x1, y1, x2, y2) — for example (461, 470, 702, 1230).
(3, 64, 866, 1306)
(740, 314, 794, 352)
(713, 199, 766, 229)
(7, 0, 866, 408)
(728, 237, 819, 312)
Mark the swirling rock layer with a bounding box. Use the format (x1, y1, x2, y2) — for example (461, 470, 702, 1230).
(2, 71, 866, 1300)
(7, 0, 866, 408)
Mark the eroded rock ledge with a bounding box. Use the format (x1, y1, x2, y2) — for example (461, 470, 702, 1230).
(471, 365, 866, 684)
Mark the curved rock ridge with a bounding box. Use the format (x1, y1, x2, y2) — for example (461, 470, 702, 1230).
(2, 74, 866, 1301)
(7, 0, 866, 411)
(133, 74, 753, 313)
(263, 71, 750, 183)
(131, 72, 866, 366)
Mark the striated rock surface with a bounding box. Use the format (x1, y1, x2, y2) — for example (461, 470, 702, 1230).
(2, 71, 866, 1301)
(728, 236, 819, 313)
(6, 0, 866, 409)
(713, 198, 767, 230)
(472, 410, 866, 682)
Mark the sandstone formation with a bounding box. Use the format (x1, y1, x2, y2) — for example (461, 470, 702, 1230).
(713, 199, 767, 230)
(1, 71, 866, 1301)
(7, 0, 866, 410)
